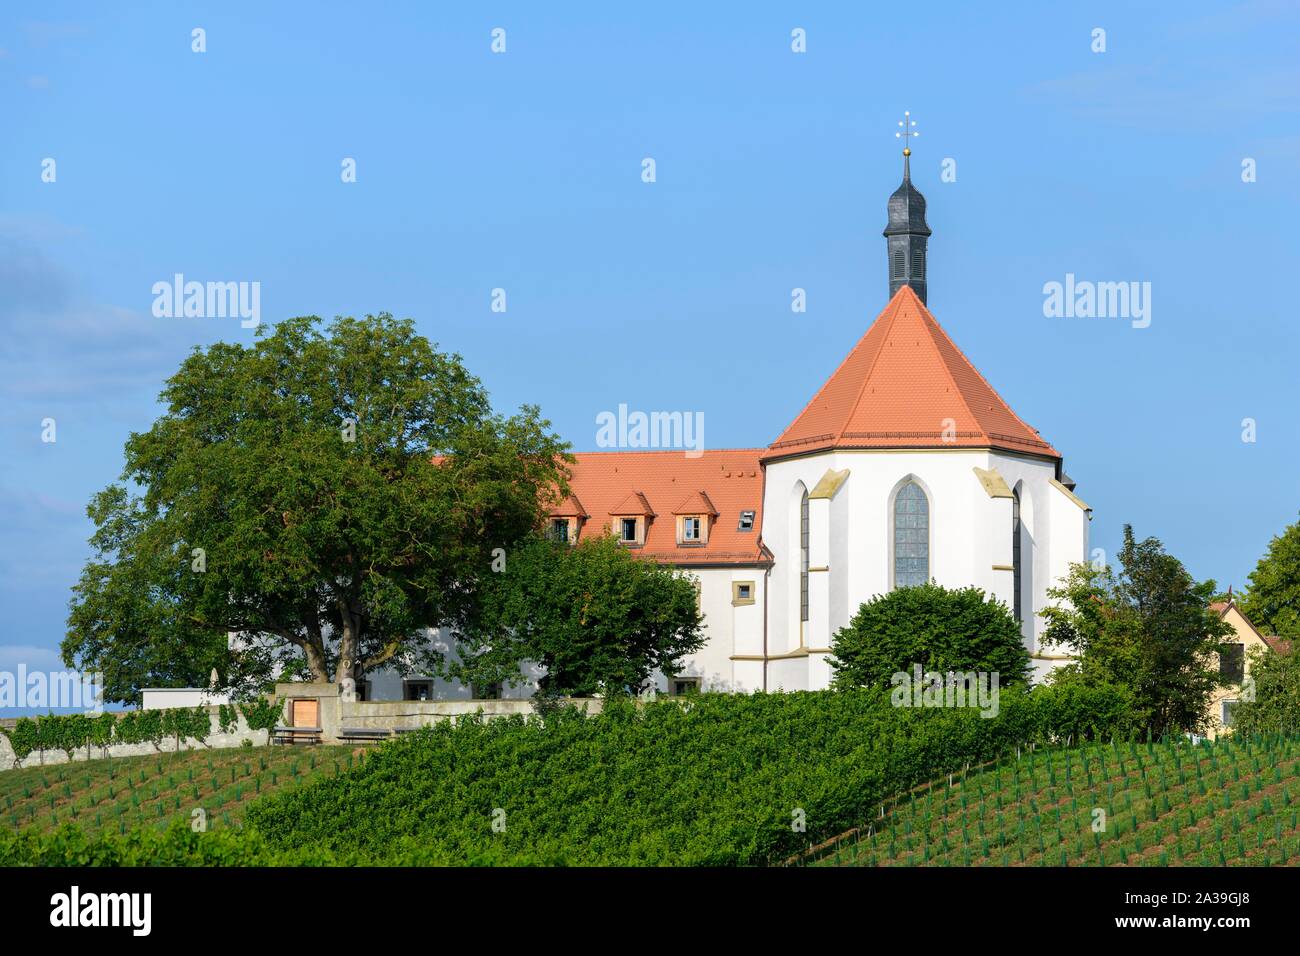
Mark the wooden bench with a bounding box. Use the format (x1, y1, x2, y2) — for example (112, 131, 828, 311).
(338, 727, 392, 744)
(272, 725, 322, 746)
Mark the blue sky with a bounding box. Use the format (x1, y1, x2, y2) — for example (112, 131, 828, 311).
(2, 2, 1298, 704)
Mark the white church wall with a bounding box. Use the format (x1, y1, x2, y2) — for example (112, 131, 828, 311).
(769, 656, 809, 692)
(762, 448, 1083, 691)
(988, 453, 1062, 653)
(668, 565, 767, 693)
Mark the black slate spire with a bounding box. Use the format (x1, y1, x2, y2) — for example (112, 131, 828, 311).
(883, 111, 931, 304)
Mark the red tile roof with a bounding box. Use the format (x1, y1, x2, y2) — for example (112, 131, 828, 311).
(609, 491, 655, 516)
(767, 285, 1060, 460)
(1264, 635, 1294, 656)
(550, 493, 588, 518)
(1213, 599, 1290, 653)
(672, 490, 718, 516)
(557, 450, 769, 566)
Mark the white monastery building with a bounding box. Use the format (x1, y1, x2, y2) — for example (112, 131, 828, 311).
(363, 143, 1090, 701)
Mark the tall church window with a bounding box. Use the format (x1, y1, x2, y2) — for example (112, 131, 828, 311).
(800, 490, 810, 623)
(893, 481, 929, 587)
(1011, 489, 1022, 623)
(891, 249, 905, 280)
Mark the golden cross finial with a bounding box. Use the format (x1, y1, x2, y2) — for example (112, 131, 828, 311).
(895, 110, 919, 156)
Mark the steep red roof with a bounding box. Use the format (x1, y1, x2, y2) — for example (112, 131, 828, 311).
(556, 450, 769, 566)
(1214, 599, 1291, 655)
(767, 285, 1059, 460)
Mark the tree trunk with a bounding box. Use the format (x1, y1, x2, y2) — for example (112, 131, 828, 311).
(333, 599, 362, 685)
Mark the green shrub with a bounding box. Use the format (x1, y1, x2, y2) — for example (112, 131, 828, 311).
(239, 699, 283, 743)
(217, 704, 240, 735)
(830, 582, 1032, 691)
(1, 718, 39, 768)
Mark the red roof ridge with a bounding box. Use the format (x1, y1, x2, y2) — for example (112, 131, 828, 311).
(838, 288, 913, 445)
(766, 284, 1059, 459)
(915, 294, 1055, 453)
(672, 490, 719, 515)
(609, 491, 655, 516)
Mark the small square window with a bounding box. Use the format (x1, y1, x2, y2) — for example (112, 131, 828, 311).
(403, 680, 433, 702)
(1222, 699, 1238, 728)
(620, 517, 638, 543)
(549, 518, 570, 543)
(671, 677, 701, 697)
(732, 580, 756, 606)
(738, 510, 755, 532)
(682, 516, 701, 541)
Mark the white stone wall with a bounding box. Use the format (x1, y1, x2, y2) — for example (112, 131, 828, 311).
(0, 710, 267, 772)
(141, 688, 231, 710)
(663, 565, 767, 693)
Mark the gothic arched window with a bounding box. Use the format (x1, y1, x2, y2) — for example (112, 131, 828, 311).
(893, 481, 929, 587)
(1012, 488, 1022, 623)
(800, 489, 810, 623)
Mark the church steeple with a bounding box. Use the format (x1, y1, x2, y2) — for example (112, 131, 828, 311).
(883, 111, 931, 304)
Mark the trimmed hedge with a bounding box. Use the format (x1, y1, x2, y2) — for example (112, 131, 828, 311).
(0, 702, 267, 768)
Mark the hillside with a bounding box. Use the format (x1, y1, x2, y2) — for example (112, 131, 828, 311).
(0, 686, 1138, 865)
(0, 746, 353, 837)
(809, 735, 1300, 867)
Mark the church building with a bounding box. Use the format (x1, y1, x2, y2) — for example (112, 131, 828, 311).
(550, 139, 1091, 694)
(350, 134, 1092, 703)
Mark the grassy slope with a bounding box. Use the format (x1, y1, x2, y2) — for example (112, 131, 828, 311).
(0, 745, 354, 837)
(812, 735, 1300, 867)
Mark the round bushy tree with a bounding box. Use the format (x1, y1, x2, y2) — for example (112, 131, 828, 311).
(443, 533, 705, 699)
(1242, 512, 1300, 639)
(829, 582, 1031, 691)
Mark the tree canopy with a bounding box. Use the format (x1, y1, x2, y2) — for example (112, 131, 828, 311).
(1241, 512, 1300, 639)
(828, 582, 1032, 691)
(64, 314, 570, 704)
(1040, 524, 1233, 737)
(440, 533, 705, 699)
(1230, 644, 1300, 736)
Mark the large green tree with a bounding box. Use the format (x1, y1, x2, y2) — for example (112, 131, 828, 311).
(828, 582, 1032, 691)
(1230, 644, 1300, 735)
(1040, 524, 1233, 737)
(440, 533, 705, 699)
(64, 314, 570, 704)
(1241, 513, 1300, 639)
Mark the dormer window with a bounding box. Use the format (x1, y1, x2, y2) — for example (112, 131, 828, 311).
(737, 510, 755, 532)
(548, 494, 588, 546)
(672, 491, 717, 548)
(609, 492, 653, 548)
